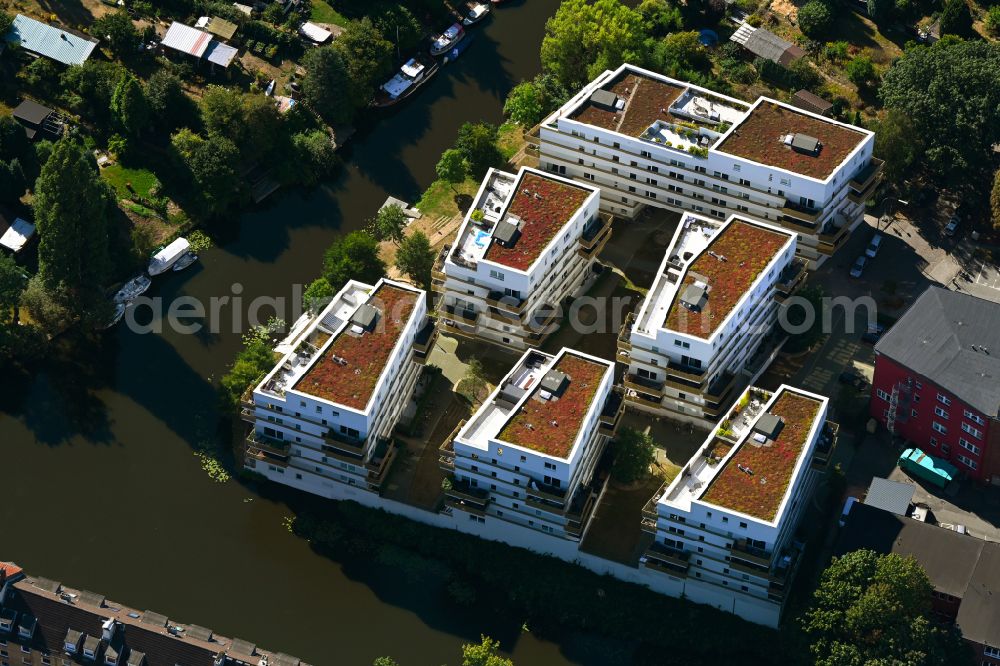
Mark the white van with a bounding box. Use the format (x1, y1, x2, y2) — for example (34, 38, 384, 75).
(839, 496, 859, 527)
(865, 234, 883, 258)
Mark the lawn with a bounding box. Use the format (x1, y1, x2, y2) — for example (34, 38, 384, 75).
(310, 0, 349, 26)
(497, 121, 526, 161)
(414, 175, 480, 220)
(101, 164, 159, 200)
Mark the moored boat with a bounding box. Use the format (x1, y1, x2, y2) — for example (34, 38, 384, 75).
(462, 1, 491, 25)
(148, 237, 190, 276)
(442, 34, 473, 65)
(99, 302, 127, 330)
(114, 274, 151, 304)
(372, 55, 440, 108)
(429, 22, 465, 56)
(172, 251, 198, 272)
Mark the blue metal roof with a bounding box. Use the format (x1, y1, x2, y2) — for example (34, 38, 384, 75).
(6, 14, 97, 66)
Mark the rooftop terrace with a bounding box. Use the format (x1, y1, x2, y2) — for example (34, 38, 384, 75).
(497, 353, 608, 458)
(701, 389, 823, 521)
(483, 171, 593, 271)
(716, 101, 867, 179)
(293, 283, 419, 410)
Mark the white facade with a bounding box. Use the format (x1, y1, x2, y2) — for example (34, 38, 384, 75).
(441, 347, 620, 541)
(620, 213, 799, 423)
(641, 384, 834, 615)
(241, 278, 432, 499)
(433, 167, 606, 350)
(539, 63, 883, 267)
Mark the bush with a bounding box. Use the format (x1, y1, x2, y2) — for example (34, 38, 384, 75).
(845, 55, 877, 88)
(798, 0, 834, 39)
(986, 5, 1000, 35)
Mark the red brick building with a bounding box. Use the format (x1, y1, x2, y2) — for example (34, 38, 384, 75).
(871, 287, 1000, 484)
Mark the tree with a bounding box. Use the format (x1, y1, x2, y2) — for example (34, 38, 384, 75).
(987, 5, 1000, 35)
(0, 158, 26, 204)
(655, 31, 710, 76)
(803, 550, 968, 666)
(783, 284, 824, 353)
(0, 10, 12, 36)
(372, 4, 423, 53)
(32, 139, 113, 322)
(301, 47, 354, 125)
(302, 277, 334, 313)
(845, 55, 876, 88)
(292, 130, 338, 187)
(455, 122, 502, 179)
(60, 60, 126, 118)
(435, 148, 467, 191)
(459, 357, 490, 406)
(611, 428, 656, 484)
(334, 18, 394, 110)
(0, 252, 25, 327)
(799, 0, 835, 38)
(145, 70, 197, 131)
(541, 0, 649, 89)
(462, 636, 513, 666)
(939, 0, 973, 36)
(880, 40, 1000, 186)
(171, 129, 240, 215)
(220, 325, 280, 411)
(395, 231, 434, 288)
(200, 85, 248, 145)
(110, 72, 150, 136)
(866, 0, 892, 23)
(91, 10, 139, 56)
(991, 169, 1000, 231)
(322, 231, 386, 291)
(372, 659, 398, 666)
(503, 80, 545, 126)
(873, 110, 922, 186)
(637, 0, 683, 37)
(369, 204, 409, 244)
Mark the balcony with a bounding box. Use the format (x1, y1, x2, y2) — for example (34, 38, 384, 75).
(818, 222, 849, 248)
(666, 360, 705, 383)
(780, 200, 822, 224)
(704, 372, 736, 406)
(413, 319, 438, 360)
(617, 311, 636, 353)
(444, 477, 491, 510)
(239, 406, 257, 424)
(812, 420, 838, 470)
(365, 437, 397, 488)
(640, 516, 658, 534)
(443, 304, 480, 326)
(731, 539, 772, 568)
(849, 158, 884, 193)
(577, 213, 613, 258)
(625, 389, 663, 409)
(643, 544, 691, 577)
(624, 373, 665, 396)
(245, 431, 291, 457)
(486, 290, 527, 315)
(641, 482, 668, 521)
(438, 421, 464, 471)
(324, 427, 367, 452)
(599, 388, 625, 434)
(774, 259, 807, 302)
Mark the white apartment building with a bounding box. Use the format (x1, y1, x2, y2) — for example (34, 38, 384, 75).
(240, 278, 435, 499)
(539, 63, 883, 267)
(440, 347, 622, 541)
(432, 166, 607, 350)
(619, 213, 801, 424)
(640, 384, 836, 622)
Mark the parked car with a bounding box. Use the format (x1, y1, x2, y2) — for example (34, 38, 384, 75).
(944, 214, 959, 237)
(838, 370, 869, 391)
(866, 234, 883, 258)
(850, 255, 867, 278)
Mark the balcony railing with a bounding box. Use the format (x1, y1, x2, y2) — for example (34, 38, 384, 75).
(849, 158, 884, 193)
(624, 373, 665, 396)
(666, 360, 705, 382)
(246, 431, 291, 456)
(486, 291, 527, 314)
(443, 304, 480, 326)
(579, 213, 613, 249)
(643, 544, 691, 576)
(732, 539, 772, 568)
(780, 200, 822, 223)
(617, 311, 636, 352)
(413, 319, 438, 357)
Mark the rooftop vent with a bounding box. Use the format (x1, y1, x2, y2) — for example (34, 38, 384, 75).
(784, 133, 822, 156)
(493, 219, 521, 247)
(350, 303, 379, 331)
(589, 89, 622, 111)
(754, 413, 784, 440)
(540, 369, 569, 396)
(680, 283, 708, 312)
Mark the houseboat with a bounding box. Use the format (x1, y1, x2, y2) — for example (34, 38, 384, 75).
(373, 54, 440, 108)
(430, 23, 464, 56)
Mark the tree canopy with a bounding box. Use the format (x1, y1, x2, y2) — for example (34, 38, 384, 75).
(301, 47, 354, 125)
(873, 109, 922, 186)
(800, 0, 835, 38)
(91, 10, 139, 56)
(435, 148, 467, 188)
(32, 140, 114, 322)
(803, 549, 967, 666)
(334, 18, 394, 110)
(455, 122, 502, 179)
(991, 169, 1000, 231)
(879, 39, 1000, 187)
(939, 0, 973, 36)
(0, 252, 25, 328)
(637, 0, 683, 37)
(395, 231, 435, 289)
(110, 72, 150, 136)
(369, 204, 409, 245)
(611, 427, 656, 483)
(540, 0, 650, 89)
(323, 231, 386, 291)
(462, 636, 514, 666)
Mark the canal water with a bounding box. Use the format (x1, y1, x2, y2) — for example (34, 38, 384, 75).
(0, 2, 629, 664)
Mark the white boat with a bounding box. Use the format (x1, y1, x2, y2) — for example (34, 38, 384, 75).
(172, 251, 198, 272)
(114, 274, 151, 304)
(430, 23, 465, 56)
(462, 2, 491, 25)
(99, 302, 127, 330)
(372, 54, 440, 107)
(148, 237, 190, 275)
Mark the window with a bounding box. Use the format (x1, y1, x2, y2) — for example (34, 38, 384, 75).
(741, 585, 749, 592)
(984, 646, 1000, 658)
(964, 410, 986, 426)
(739, 521, 747, 529)
(963, 422, 984, 439)
(489, 269, 505, 282)
(722, 516, 729, 523)
(584, 173, 595, 181)
(911, 409, 918, 418)
(876, 389, 890, 401)
(937, 393, 952, 406)
(957, 454, 978, 470)
(960, 438, 981, 456)
(941, 444, 951, 455)
(929, 437, 938, 447)
(934, 406, 949, 419)
(932, 421, 947, 435)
